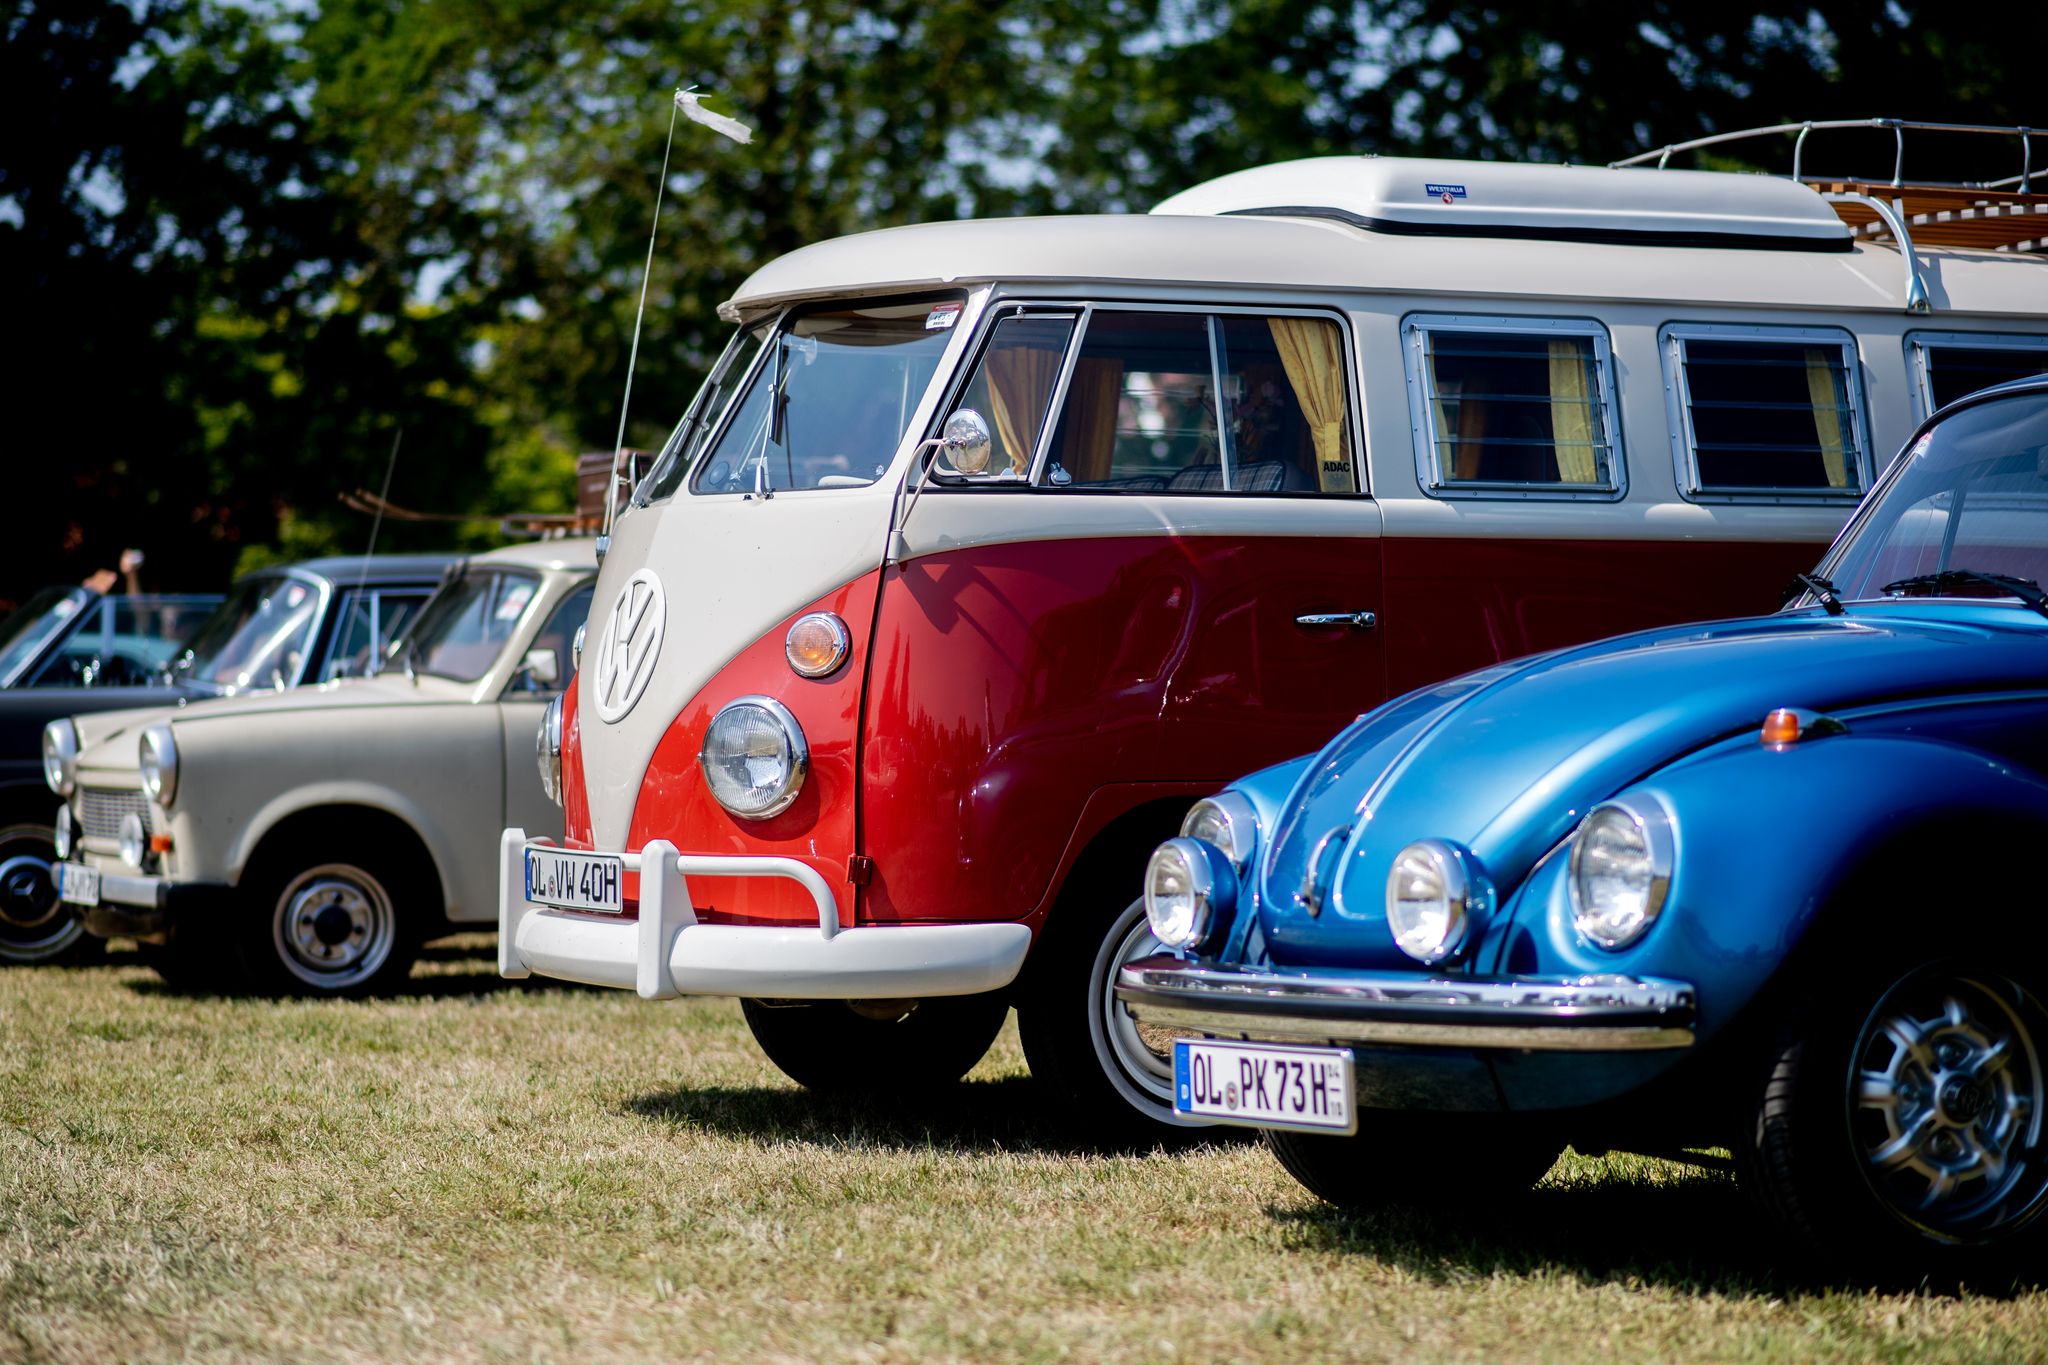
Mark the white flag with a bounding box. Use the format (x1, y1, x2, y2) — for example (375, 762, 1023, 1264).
(675, 88, 753, 145)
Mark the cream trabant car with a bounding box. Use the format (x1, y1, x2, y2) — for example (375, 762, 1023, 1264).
(53, 539, 597, 994)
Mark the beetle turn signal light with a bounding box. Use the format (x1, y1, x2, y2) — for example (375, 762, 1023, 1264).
(1760, 707, 1848, 748)
(1760, 709, 1803, 745)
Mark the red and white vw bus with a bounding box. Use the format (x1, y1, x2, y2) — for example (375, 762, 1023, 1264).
(501, 154, 2048, 1133)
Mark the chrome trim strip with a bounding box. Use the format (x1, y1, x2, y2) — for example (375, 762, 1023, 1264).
(1115, 955, 1696, 1052)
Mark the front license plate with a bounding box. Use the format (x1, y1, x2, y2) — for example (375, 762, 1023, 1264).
(1173, 1038, 1356, 1134)
(524, 847, 622, 914)
(56, 861, 100, 907)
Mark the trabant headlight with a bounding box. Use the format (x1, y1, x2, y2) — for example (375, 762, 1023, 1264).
(699, 696, 808, 820)
(1179, 792, 1260, 873)
(54, 804, 73, 860)
(536, 695, 565, 806)
(118, 811, 147, 870)
(1385, 839, 1487, 965)
(42, 719, 78, 796)
(1568, 799, 1675, 950)
(1143, 836, 1236, 950)
(139, 725, 179, 807)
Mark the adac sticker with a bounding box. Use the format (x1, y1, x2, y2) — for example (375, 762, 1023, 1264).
(1425, 183, 1468, 205)
(925, 303, 962, 331)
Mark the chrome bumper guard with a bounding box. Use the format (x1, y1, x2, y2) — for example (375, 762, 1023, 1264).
(498, 830, 1032, 1001)
(1116, 955, 1696, 1051)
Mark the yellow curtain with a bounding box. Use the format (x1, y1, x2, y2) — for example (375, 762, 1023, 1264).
(984, 344, 1063, 474)
(1426, 341, 1489, 483)
(1053, 357, 1125, 483)
(1546, 339, 1598, 484)
(1267, 318, 1352, 491)
(1804, 347, 1850, 489)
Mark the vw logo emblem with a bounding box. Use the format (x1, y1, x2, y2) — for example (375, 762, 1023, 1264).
(592, 569, 665, 724)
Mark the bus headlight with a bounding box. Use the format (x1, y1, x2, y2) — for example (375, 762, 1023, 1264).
(699, 696, 808, 820)
(1568, 799, 1675, 949)
(536, 695, 565, 806)
(1143, 837, 1236, 950)
(42, 719, 78, 796)
(139, 725, 178, 807)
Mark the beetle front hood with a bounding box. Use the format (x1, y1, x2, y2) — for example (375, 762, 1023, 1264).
(1259, 604, 2048, 966)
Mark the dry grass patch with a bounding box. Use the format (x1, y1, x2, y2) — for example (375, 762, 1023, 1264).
(3, 939, 2045, 1362)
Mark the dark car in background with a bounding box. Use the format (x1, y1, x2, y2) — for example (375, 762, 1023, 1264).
(0, 588, 221, 690)
(0, 554, 454, 965)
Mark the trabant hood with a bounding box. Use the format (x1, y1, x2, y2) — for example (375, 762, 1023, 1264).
(1260, 604, 2048, 967)
(72, 676, 468, 772)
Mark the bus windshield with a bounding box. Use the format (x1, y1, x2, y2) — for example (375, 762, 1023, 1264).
(681, 296, 964, 496)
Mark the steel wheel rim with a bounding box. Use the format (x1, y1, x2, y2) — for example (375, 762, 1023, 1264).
(1848, 966, 2048, 1245)
(271, 863, 395, 990)
(0, 825, 79, 960)
(1087, 900, 1207, 1124)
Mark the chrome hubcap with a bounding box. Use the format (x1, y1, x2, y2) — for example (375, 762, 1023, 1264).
(1851, 970, 2048, 1242)
(1089, 901, 1204, 1120)
(272, 865, 394, 989)
(0, 824, 80, 961)
(0, 850, 59, 932)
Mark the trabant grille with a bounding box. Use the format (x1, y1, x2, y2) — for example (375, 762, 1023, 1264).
(79, 787, 152, 841)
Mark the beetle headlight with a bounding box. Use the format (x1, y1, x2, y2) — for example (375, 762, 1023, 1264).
(1143, 836, 1236, 950)
(139, 725, 179, 807)
(536, 694, 565, 806)
(118, 811, 148, 870)
(1385, 839, 1487, 965)
(1179, 792, 1260, 873)
(1568, 799, 1675, 950)
(699, 696, 808, 820)
(42, 719, 78, 796)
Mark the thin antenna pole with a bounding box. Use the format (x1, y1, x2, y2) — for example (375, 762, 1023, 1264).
(349, 427, 402, 662)
(604, 93, 685, 538)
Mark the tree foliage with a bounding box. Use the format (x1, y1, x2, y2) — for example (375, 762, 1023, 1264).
(2, 0, 2037, 601)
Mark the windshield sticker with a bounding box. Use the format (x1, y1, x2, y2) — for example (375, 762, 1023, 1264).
(925, 303, 962, 331)
(1909, 433, 1933, 461)
(1426, 183, 1468, 204)
(495, 583, 536, 621)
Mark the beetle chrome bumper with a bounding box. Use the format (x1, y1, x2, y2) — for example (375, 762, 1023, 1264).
(1116, 956, 1696, 1051)
(497, 830, 1032, 1000)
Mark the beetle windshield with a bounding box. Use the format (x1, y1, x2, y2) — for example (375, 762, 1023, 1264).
(1825, 389, 2048, 604)
(682, 296, 964, 495)
(386, 568, 540, 683)
(169, 575, 323, 695)
(0, 586, 91, 688)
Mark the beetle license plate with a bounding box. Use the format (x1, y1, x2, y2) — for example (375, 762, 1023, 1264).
(524, 846, 622, 915)
(56, 862, 100, 907)
(1173, 1038, 1357, 1134)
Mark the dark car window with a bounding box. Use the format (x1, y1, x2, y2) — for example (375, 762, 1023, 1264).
(507, 583, 594, 696)
(0, 587, 91, 687)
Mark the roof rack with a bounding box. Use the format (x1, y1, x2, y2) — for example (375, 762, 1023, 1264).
(1612, 120, 2048, 314)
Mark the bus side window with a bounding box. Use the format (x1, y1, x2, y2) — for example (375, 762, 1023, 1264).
(948, 314, 1079, 477)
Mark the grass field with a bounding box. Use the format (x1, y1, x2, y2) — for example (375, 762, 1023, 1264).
(5, 939, 2046, 1363)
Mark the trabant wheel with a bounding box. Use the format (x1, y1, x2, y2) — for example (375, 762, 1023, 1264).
(239, 855, 418, 997)
(1740, 959, 2048, 1283)
(739, 994, 1011, 1095)
(0, 822, 97, 966)
(1267, 1116, 1564, 1211)
(1017, 896, 1213, 1141)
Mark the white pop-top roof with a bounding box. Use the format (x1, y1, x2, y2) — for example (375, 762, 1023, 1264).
(1148, 155, 1852, 247)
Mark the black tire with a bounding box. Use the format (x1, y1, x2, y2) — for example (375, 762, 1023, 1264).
(1017, 895, 1212, 1142)
(234, 845, 420, 997)
(740, 993, 1010, 1094)
(1267, 1115, 1564, 1210)
(1735, 955, 2048, 1285)
(0, 821, 99, 966)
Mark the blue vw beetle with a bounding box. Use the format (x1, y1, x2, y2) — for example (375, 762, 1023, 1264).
(1118, 376, 2048, 1279)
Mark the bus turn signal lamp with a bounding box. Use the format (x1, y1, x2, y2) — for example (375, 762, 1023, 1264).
(785, 612, 851, 679)
(1760, 707, 1848, 748)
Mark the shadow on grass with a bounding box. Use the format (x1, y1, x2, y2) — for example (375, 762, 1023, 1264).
(624, 1077, 1238, 1159)
(115, 939, 609, 1002)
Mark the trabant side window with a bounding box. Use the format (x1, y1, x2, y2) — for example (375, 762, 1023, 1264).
(507, 583, 595, 696)
(1402, 314, 1620, 498)
(1661, 323, 1866, 501)
(1034, 310, 1354, 494)
(688, 297, 962, 494)
(1908, 332, 2048, 419)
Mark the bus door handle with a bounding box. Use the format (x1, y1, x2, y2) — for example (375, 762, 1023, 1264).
(1295, 611, 1378, 632)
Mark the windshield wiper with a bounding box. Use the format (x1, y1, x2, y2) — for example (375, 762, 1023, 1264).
(1881, 569, 2048, 619)
(1791, 572, 1845, 617)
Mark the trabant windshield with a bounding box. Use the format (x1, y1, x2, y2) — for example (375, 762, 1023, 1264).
(674, 296, 964, 496)
(386, 568, 540, 683)
(169, 575, 322, 695)
(1825, 389, 2048, 603)
(0, 586, 90, 687)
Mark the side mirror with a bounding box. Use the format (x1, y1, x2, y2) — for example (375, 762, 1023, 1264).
(938, 408, 994, 476)
(521, 648, 560, 688)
